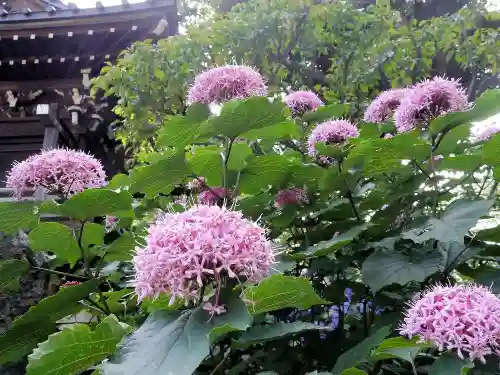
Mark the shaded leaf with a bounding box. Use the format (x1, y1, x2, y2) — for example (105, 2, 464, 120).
(340, 370, 367, 375)
(187, 146, 223, 186)
(303, 103, 349, 123)
(0, 259, 29, 293)
(304, 224, 370, 258)
(239, 155, 291, 194)
(242, 275, 328, 314)
(429, 353, 474, 375)
(370, 337, 432, 363)
(29, 222, 80, 266)
(27, 315, 128, 375)
(235, 322, 325, 347)
(331, 325, 391, 375)
(105, 232, 135, 261)
(0, 201, 38, 235)
(81, 223, 105, 250)
(240, 120, 299, 140)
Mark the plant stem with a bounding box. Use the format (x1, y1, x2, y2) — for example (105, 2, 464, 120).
(32, 266, 89, 280)
(338, 163, 361, 220)
(76, 220, 92, 278)
(222, 138, 234, 202)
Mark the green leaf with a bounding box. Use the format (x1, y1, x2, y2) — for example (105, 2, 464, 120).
(403, 199, 493, 244)
(105, 173, 130, 190)
(435, 124, 471, 155)
(331, 325, 391, 375)
(105, 232, 135, 261)
(370, 337, 432, 363)
(227, 142, 253, 171)
(239, 155, 291, 194)
(303, 103, 349, 123)
(304, 224, 370, 258)
(429, 353, 474, 375)
(188, 146, 223, 186)
(0, 201, 38, 235)
(467, 266, 500, 293)
(101, 301, 251, 375)
(242, 275, 328, 314)
(156, 103, 210, 148)
(235, 322, 325, 347)
(27, 315, 128, 375)
(140, 294, 184, 313)
(0, 259, 29, 293)
(130, 152, 190, 197)
(240, 120, 299, 140)
(202, 97, 287, 139)
(58, 189, 134, 221)
(0, 280, 99, 365)
(81, 223, 105, 250)
(29, 222, 80, 266)
(208, 293, 253, 343)
(482, 133, 500, 165)
(439, 154, 482, 173)
(362, 250, 443, 293)
(340, 369, 367, 375)
(440, 241, 481, 269)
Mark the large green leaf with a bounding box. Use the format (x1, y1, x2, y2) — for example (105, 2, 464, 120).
(156, 103, 210, 148)
(340, 370, 367, 375)
(482, 132, 500, 165)
(0, 201, 38, 235)
(239, 155, 291, 194)
(403, 199, 493, 244)
(202, 97, 288, 139)
(26, 315, 128, 375)
(428, 353, 474, 375)
(304, 224, 370, 258)
(242, 275, 328, 314)
(240, 120, 299, 140)
(0, 280, 99, 365)
(302, 103, 349, 123)
(331, 325, 391, 375)
(0, 259, 29, 293)
(81, 223, 105, 250)
(105, 232, 135, 261)
(435, 123, 471, 155)
(57, 189, 134, 221)
(235, 322, 324, 347)
(101, 298, 251, 375)
(187, 146, 223, 186)
(370, 337, 432, 363)
(467, 266, 500, 293)
(362, 250, 443, 292)
(29, 222, 80, 266)
(129, 152, 190, 197)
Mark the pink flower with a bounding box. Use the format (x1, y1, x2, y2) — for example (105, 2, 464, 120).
(383, 133, 393, 139)
(307, 119, 359, 157)
(395, 77, 469, 133)
(203, 302, 227, 315)
(187, 177, 206, 191)
(399, 284, 500, 363)
(473, 123, 500, 141)
(61, 281, 80, 288)
(187, 65, 267, 105)
(433, 155, 444, 161)
(198, 187, 231, 205)
(284, 91, 323, 117)
(105, 216, 118, 231)
(274, 188, 309, 209)
(6, 148, 106, 199)
(364, 88, 407, 123)
(133, 205, 274, 304)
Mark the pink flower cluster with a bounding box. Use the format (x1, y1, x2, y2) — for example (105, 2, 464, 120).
(395, 77, 469, 132)
(187, 177, 206, 191)
(6, 148, 106, 199)
(399, 284, 500, 363)
(274, 188, 309, 209)
(133, 205, 274, 308)
(284, 91, 323, 117)
(198, 187, 232, 205)
(307, 119, 359, 157)
(187, 65, 267, 105)
(364, 88, 407, 123)
(105, 216, 118, 231)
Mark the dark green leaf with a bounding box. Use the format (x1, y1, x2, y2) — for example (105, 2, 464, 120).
(303, 103, 349, 123)
(468, 266, 500, 293)
(362, 251, 443, 292)
(435, 124, 471, 155)
(440, 241, 481, 270)
(203, 97, 287, 139)
(242, 275, 328, 314)
(0, 259, 29, 293)
(331, 325, 391, 375)
(340, 370, 367, 375)
(428, 353, 474, 375)
(29, 222, 80, 266)
(227, 143, 253, 171)
(439, 154, 482, 173)
(208, 294, 253, 342)
(235, 322, 325, 347)
(482, 133, 500, 165)
(130, 152, 190, 197)
(403, 199, 493, 244)
(304, 224, 370, 258)
(239, 155, 291, 194)
(188, 146, 223, 186)
(58, 189, 134, 221)
(105, 232, 135, 261)
(476, 226, 500, 242)
(81, 223, 105, 250)
(27, 315, 128, 375)
(240, 120, 299, 140)
(370, 337, 432, 362)
(0, 201, 38, 235)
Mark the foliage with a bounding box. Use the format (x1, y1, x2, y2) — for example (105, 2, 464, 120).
(1, 0, 500, 374)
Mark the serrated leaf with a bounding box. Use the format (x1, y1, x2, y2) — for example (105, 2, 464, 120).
(304, 224, 370, 258)
(81, 223, 105, 250)
(202, 97, 288, 139)
(187, 146, 223, 186)
(402, 199, 493, 244)
(0, 259, 29, 293)
(57, 189, 134, 221)
(130, 152, 190, 197)
(429, 353, 474, 375)
(331, 325, 391, 375)
(242, 275, 328, 314)
(239, 155, 292, 194)
(439, 154, 482, 173)
(303, 103, 349, 123)
(29, 222, 80, 266)
(0, 201, 38, 235)
(101, 299, 251, 375)
(240, 120, 299, 140)
(156, 103, 210, 148)
(227, 142, 253, 171)
(235, 321, 324, 347)
(105, 232, 135, 261)
(27, 315, 128, 375)
(362, 251, 443, 292)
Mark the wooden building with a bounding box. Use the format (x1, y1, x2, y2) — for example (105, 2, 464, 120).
(0, 0, 177, 200)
